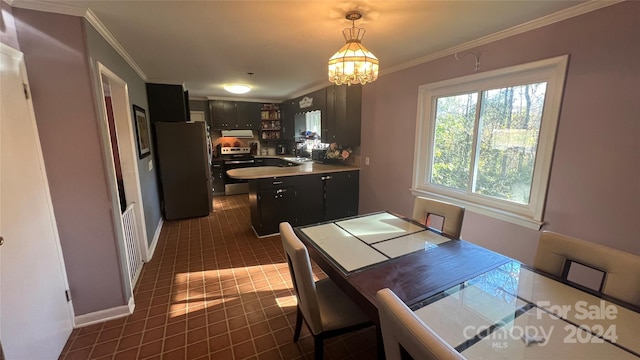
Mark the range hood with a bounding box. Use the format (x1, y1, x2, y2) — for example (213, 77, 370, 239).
(221, 129, 254, 138)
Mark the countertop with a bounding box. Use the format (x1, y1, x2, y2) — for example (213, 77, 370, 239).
(226, 156, 360, 180)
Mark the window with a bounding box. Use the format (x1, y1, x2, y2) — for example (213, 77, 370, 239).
(412, 56, 568, 229)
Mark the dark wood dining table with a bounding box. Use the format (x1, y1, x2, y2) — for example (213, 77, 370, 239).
(293, 211, 640, 359)
(293, 211, 510, 326)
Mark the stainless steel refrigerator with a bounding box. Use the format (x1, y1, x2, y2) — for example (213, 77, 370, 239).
(154, 122, 212, 220)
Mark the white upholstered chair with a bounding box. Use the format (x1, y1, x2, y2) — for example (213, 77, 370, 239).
(412, 197, 465, 239)
(279, 222, 372, 360)
(534, 231, 640, 307)
(377, 288, 466, 360)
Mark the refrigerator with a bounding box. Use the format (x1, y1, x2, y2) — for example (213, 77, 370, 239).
(154, 122, 212, 220)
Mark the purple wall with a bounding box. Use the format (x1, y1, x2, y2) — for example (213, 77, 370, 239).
(360, 2, 640, 264)
(13, 9, 127, 315)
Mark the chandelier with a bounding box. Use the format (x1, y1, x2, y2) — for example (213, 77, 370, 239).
(328, 11, 379, 86)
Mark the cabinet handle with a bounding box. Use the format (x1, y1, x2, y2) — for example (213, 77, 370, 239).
(272, 181, 283, 185)
(321, 176, 333, 181)
(276, 189, 287, 194)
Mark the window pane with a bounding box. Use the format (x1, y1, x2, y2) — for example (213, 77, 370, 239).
(305, 110, 321, 133)
(431, 93, 477, 190)
(473, 83, 547, 204)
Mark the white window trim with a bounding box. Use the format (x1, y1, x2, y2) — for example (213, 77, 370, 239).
(411, 55, 569, 230)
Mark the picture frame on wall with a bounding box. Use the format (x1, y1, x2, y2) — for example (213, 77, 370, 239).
(133, 105, 151, 158)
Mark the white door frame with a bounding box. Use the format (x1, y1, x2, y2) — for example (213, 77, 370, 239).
(95, 63, 150, 278)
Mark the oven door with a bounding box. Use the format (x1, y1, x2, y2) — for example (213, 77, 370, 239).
(223, 159, 255, 195)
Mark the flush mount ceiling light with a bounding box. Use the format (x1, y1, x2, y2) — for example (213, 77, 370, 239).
(328, 11, 379, 86)
(224, 72, 253, 94)
(223, 84, 251, 94)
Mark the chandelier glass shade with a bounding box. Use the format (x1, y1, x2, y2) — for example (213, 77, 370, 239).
(328, 14, 379, 86)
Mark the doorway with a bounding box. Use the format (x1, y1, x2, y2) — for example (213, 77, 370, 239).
(96, 64, 149, 292)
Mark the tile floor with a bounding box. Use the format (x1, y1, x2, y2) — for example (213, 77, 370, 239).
(59, 194, 377, 359)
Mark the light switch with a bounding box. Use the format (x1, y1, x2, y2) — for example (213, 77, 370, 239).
(365, 157, 370, 166)
(148, 159, 153, 171)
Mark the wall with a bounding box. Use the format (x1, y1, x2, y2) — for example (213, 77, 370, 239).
(189, 99, 211, 127)
(13, 9, 127, 316)
(360, 1, 640, 265)
(84, 20, 162, 247)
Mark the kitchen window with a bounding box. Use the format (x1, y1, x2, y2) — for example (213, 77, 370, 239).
(412, 56, 568, 229)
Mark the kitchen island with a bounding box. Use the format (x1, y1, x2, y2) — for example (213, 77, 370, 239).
(227, 158, 360, 236)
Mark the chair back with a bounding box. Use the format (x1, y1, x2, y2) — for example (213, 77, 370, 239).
(280, 222, 323, 334)
(534, 231, 640, 306)
(412, 197, 465, 239)
(377, 288, 466, 360)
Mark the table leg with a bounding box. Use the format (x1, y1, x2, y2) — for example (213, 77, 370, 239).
(376, 325, 385, 360)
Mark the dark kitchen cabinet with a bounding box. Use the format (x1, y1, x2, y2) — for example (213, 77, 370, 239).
(323, 84, 362, 147)
(146, 83, 189, 123)
(210, 100, 260, 130)
(280, 100, 295, 141)
(211, 160, 225, 196)
(249, 170, 358, 236)
(296, 175, 325, 226)
(324, 171, 359, 220)
(257, 186, 299, 236)
(237, 101, 261, 129)
(251, 176, 321, 236)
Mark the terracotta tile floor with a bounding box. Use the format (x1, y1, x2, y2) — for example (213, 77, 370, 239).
(60, 194, 377, 359)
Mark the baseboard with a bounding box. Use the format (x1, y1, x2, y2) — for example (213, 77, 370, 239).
(147, 218, 163, 261)
(252, 226, 278, 239)
(73, 296, 134, 328)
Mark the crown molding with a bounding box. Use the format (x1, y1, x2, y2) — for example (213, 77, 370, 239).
(6, 0, 86, 16)
(8, 0, 147, 81)
(382, 0, 624, 76)
(205, 95, 282, 104)
(7, 0, 623, 97)
(84, 9, 147, 81)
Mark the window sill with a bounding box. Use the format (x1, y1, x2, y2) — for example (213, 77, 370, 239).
(410, 189, 544, 231)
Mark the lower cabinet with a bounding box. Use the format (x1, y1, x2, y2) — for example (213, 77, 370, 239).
(324, 171, 359, 220)
(211, 161, 225, 195)
(249, 170, 359, 236)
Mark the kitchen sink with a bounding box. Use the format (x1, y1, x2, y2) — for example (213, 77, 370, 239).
(284, 157, 314, 163)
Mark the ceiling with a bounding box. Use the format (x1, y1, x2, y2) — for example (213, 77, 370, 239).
(11, 0, 601, 102)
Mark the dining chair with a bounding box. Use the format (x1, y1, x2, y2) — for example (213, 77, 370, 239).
(377, 288, 466, 360)
(279, 222, 373, 360)
(534, 231, 640, 307)
(412, 197, 465, 239)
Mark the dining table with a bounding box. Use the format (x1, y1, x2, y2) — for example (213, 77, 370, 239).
(293, 211, 640, 359)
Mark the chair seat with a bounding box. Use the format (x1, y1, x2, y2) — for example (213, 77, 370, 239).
(316, 278, 370, 334)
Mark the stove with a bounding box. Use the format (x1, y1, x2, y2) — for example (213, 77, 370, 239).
(220, 146, 253, 158)
(219, 147, 255, 195)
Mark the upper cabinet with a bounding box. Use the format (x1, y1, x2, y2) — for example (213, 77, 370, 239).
(280, 99, 295, 141)
(146, 83, 189, 123)
(210, 100, 261, 130)
(324, 84, 362, 147)
(237, 101, 261, 129)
